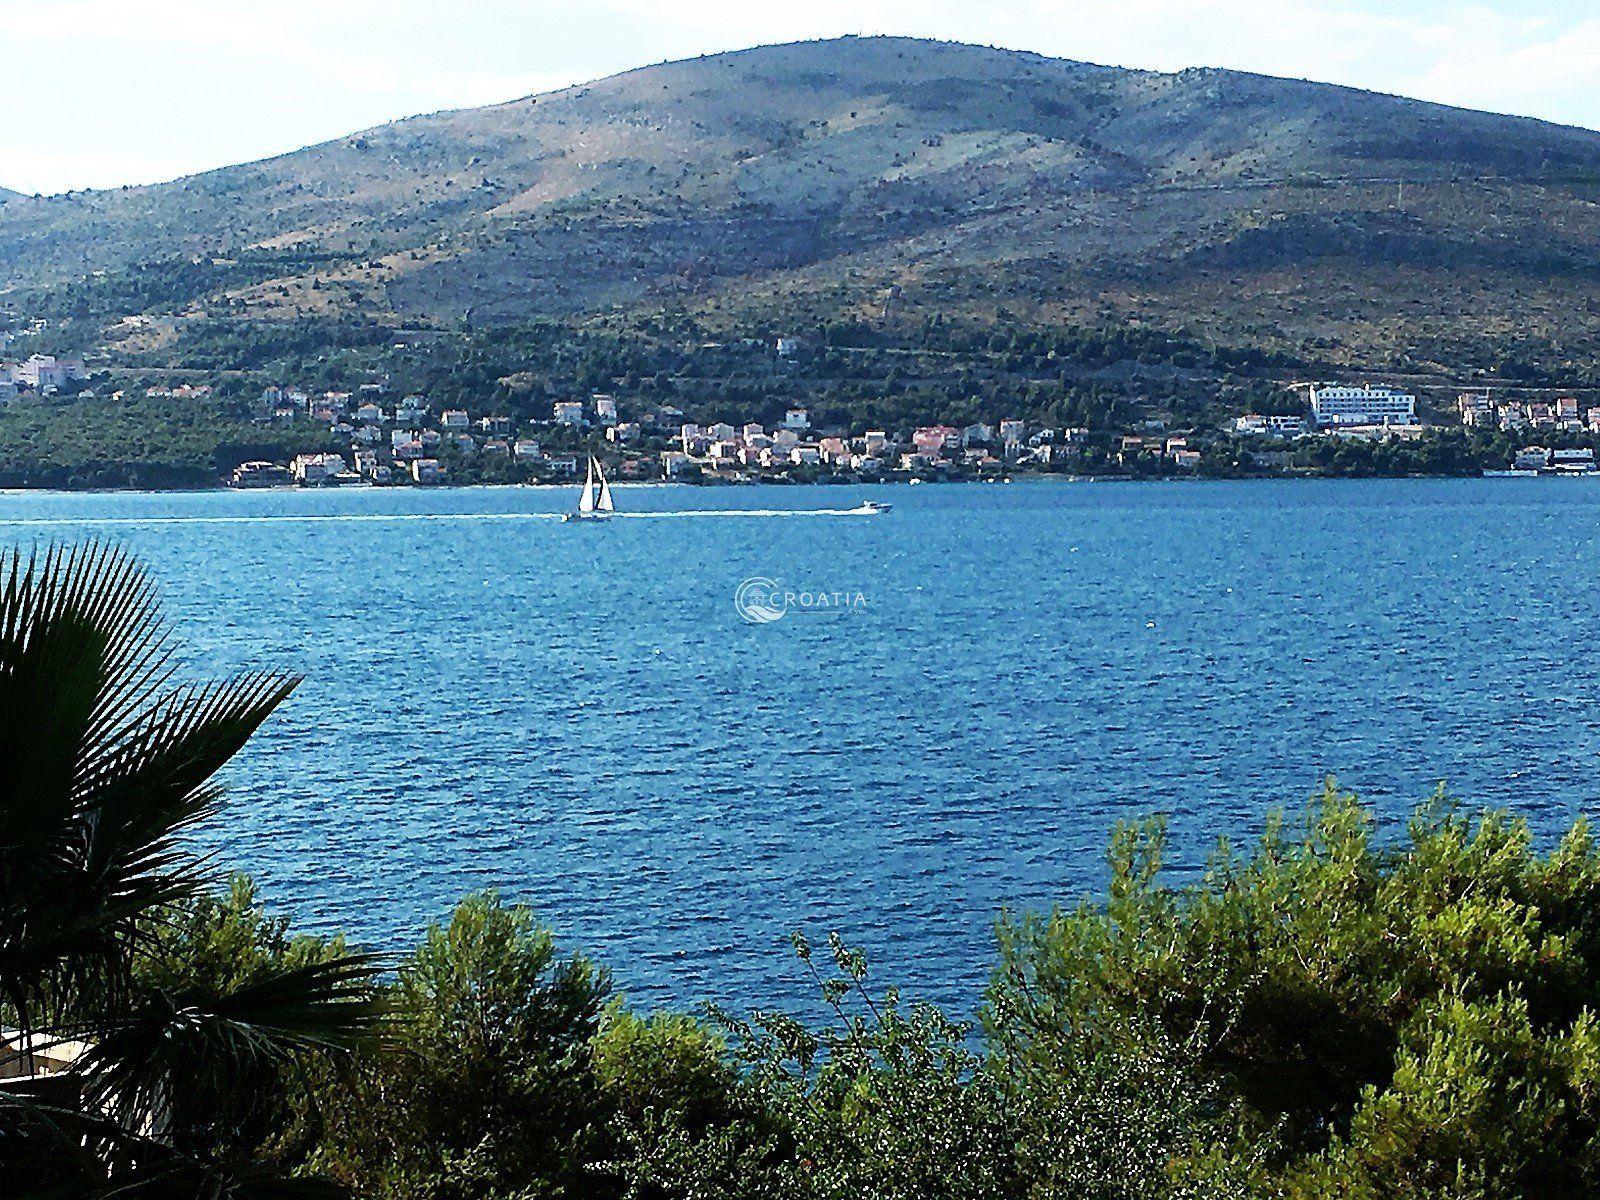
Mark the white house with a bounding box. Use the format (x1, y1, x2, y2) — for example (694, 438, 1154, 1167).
(784, 407, 810, 431)
(290, 453, 346, 484)
(396, 395, 428, 423)
(1513, 446, 1550, 471)
(1234, 414, 1307, 437)
(553, 401, 584, 425)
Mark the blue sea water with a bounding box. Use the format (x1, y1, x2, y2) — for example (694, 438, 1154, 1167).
(3, 478, 1599, 1015)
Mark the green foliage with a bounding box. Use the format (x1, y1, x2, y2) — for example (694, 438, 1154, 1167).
(602, 931, 1024, 1200)
(592, 1007, 738, 1130)
(312, 891, 612, 1199)
(990, 780, 1600, 1197)
(0, 392, 339, 488)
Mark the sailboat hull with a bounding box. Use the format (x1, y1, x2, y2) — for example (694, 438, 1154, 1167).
(561, 512, 611, 522)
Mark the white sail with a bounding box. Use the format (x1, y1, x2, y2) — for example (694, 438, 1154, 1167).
(596, 459, 615, 512)
(578, 456, 596, 514)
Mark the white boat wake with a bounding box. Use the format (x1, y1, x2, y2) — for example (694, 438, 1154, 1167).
(0, 504, 886, 528)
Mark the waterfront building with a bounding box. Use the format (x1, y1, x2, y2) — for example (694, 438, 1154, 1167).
(290, 453, 346, 484)
(1550, 448, 1596, 474)
(1308, 384, 1417, 427)
(228, 461, 290, 488)
(1513, 446, 1551, 471)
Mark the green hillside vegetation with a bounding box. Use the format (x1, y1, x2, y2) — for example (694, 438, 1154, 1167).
(0, 392, 338, 488)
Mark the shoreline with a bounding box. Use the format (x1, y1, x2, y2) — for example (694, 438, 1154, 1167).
(0, 472, 1583, 499)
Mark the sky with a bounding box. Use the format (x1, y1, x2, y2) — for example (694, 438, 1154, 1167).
(7, 0, 1600, 195)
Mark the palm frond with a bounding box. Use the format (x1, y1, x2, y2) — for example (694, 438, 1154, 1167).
(79, 954, 391, 1135)
(0, 540, 298, 1033)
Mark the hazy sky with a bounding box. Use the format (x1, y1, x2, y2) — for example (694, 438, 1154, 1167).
(8, 0, 1600, 195)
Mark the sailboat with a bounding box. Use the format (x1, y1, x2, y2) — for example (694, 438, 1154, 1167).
(563, 455, 615, 522)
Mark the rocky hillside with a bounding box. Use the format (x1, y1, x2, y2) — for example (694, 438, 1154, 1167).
(8, 36, 1600, 373)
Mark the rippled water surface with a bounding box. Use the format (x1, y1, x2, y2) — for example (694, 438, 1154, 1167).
(4, 479, 1598, 1013)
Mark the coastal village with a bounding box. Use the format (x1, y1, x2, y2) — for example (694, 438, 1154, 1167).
(6, 343, 1600, 485)
(230, 377, 1600, 486)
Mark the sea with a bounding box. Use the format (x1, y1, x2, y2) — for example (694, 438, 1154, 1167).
(4, 478, 1599, 1016)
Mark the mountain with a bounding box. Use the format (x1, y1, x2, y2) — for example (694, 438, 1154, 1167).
(8, 35, 1600, 372)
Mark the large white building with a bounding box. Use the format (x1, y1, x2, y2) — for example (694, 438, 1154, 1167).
(1308, 384, 1418, 428)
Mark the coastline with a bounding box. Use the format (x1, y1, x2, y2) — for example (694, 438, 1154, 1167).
(0, 472, 1581, 499)
(0, 470, 1572, 497)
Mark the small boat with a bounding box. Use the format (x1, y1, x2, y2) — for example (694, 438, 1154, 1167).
(562, 455, 615, 522)
(861, 500, 893, 514)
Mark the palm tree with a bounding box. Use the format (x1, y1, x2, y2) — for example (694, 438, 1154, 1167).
(0, 543, 385, 1197)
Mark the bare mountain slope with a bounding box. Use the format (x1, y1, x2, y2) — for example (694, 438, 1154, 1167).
(8, 36, 1600, 368)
